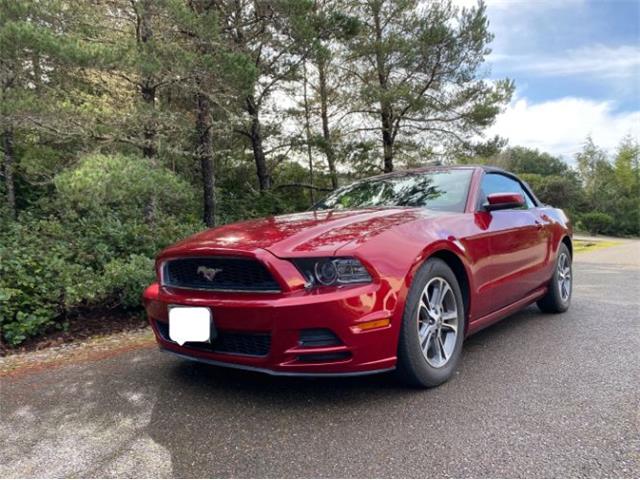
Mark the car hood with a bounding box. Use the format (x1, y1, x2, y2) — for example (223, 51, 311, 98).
(160, 207, 427, 259)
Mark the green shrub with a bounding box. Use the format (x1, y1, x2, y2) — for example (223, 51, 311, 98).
(0, 219, 87, 345)
(0, 153, 201, 346)
(54, 153, 196, 219)
(95, 255, 156, 308)
(580, 212, 614, 236)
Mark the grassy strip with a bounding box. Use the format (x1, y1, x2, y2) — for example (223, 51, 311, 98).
(573, 239, 621, 254)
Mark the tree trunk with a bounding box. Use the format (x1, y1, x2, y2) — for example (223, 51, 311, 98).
(318, 56, 338, 189)
(138, 0, 157, 160)
(141, 77, 158, 225)
(137, 0, 158, 224)
(196, 91, 216, 228)
(373, 2, 394, 173)
(381, 106, 394, 173)
(141, 83, 157, 159)
(302, 61, 315, 206)
(2, 128, 16, 219)
(32, 52, 42, 91)
(246, 95, 271, 191)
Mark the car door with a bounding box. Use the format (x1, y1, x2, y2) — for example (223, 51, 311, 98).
(472, 172, 548, 317)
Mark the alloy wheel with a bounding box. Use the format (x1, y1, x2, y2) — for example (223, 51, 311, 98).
(557, 252, 572, 301)
(417, 277, 459, 368)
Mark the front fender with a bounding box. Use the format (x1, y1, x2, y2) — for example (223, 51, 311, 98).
(336, 218, 475, 345)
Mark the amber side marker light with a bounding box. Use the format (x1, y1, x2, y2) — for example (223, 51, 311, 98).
(351, 318, 391, 333)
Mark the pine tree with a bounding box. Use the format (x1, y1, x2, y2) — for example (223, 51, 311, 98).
(216, 0, 314, 191)
(347, 0, 513, 172)
(0, 0, 102, 218)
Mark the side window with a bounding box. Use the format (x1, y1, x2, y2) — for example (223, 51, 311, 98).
(479, 173, 535, 209)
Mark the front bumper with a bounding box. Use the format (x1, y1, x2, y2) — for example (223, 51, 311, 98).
(160, 348, 394, 377)
(143, 280, 400, 375)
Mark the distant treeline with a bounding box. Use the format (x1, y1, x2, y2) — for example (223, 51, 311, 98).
(462, 138, 640, 238)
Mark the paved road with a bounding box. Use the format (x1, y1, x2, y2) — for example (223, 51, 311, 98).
(1, 243, 639, 478)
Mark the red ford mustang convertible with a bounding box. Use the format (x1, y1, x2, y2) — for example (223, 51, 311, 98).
(143, 166, 573, 387)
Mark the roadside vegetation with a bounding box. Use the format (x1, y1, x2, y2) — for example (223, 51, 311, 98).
(572, 239, 622, 254)
(461, 139, 640, 237)
(1, 0, 638, 348)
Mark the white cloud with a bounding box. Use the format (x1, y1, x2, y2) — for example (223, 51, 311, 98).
(453, 0, 584, 11)
(492, 44, 640, 81)
(487, 96, 640, 160)
(464, 0, 590, 59)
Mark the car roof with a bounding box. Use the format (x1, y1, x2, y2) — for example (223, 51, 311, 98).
(360, 164, 516, 181)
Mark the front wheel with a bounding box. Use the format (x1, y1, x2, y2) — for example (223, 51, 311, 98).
(396, 258, 465, 388)
(537, 243, 572, 313)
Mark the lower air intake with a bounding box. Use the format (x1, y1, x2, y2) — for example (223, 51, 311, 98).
(156, 321, 270, 357)
(299, 328, 342, 347)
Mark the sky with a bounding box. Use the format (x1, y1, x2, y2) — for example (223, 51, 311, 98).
(456, 0, 640, 162)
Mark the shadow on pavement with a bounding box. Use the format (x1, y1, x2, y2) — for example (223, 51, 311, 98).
(143, 305, 544, 477)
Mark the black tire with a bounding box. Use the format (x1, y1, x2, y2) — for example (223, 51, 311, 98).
(537, 243, 572, 313)
(396, 258, 465, 388)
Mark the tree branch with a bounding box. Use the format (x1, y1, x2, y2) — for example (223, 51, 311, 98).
(275, 183, 333, 192)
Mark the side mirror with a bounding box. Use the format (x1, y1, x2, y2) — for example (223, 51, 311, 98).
(484, 192, 525, 211)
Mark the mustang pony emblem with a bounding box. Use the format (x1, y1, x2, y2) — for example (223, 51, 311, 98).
(197, 266, 223, 281)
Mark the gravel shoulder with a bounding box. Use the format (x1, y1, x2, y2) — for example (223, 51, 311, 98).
(0, 328, 155, 378)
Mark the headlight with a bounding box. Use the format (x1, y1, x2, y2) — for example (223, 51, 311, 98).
(315, 259, 339, 285)
(292, 257, 372, 287)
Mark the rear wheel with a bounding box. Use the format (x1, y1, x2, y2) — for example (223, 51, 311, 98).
(397, 258, 465, 388)
(537, 243, 572, 313)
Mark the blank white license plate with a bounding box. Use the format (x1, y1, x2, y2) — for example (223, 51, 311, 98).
(169, 307, 212, 346)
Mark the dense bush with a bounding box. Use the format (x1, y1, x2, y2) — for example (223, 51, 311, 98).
(216, 161, 315, 224)
(0, 153, 327, 346)
(0, 219, 83, 345)
(96, 255, 157, 308)
(580, 212, 615, 236)
(519, 173, 584, 217)
(0, 154, 201, 346)
(54, 153, 194, 218)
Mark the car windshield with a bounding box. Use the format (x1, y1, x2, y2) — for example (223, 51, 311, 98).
(315, 169, 473, 213)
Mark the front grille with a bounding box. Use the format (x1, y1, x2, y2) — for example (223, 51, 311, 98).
(156, 321, 271, 357)
(163, 257, 280, 292)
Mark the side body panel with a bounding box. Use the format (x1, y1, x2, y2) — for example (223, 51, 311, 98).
(465, 209, 548, 317)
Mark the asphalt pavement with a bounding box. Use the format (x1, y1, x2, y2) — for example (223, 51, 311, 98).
(1, 241, 639, 478)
